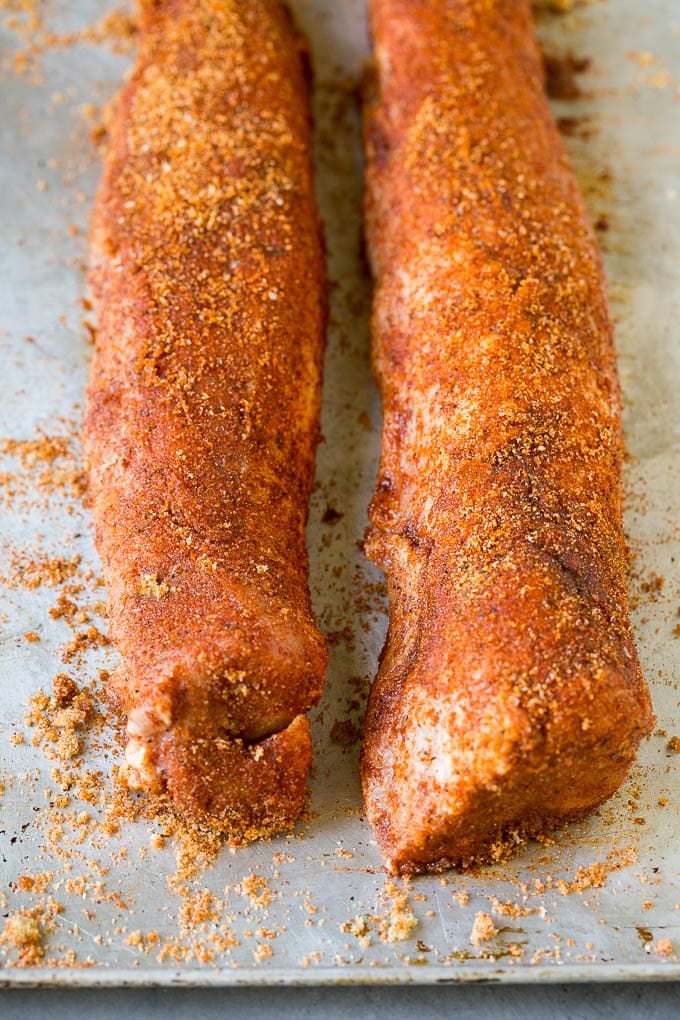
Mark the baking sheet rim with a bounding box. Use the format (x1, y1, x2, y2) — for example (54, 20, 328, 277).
(2, 961, 680, 988)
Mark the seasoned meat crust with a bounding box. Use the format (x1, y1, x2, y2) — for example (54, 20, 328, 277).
(83, 0, 327, 840)
(361, 0, 654, 874)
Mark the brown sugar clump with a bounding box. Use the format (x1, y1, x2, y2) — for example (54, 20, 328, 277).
(238, 875, 274, 910)
(655, 938, 673, 957)
(0, 913, 44, 966)
(489, 896, 531, 920)
(341, 915, 372, 948)
(25, 680, 95, 762)
(252, 943, 273, 963)
(470, 912, 499, 947)
(379, 881, 417, 943)
(52, 673, 79, 709)
(136, 574, 170, 599)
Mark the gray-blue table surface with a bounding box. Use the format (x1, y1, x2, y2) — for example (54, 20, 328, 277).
(1, 984, 680, 1018)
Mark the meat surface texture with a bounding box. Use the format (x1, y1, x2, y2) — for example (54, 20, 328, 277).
(83, 0, 327, 841)
(361, 0, 654, 874)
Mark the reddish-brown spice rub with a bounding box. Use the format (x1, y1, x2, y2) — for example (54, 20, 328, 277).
(83, 0, 327, 841)
(361, 0, 654, 874)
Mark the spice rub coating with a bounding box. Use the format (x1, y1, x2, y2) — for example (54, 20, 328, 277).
(362, 0, 654, 874)
(83, 0, 327, 840)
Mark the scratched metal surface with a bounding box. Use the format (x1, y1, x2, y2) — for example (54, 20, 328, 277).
(0, 0, 678, 986)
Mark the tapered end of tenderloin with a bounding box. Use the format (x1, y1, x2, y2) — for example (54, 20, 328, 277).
(122, 701, 313, 843)
(362, 662, 654, 875)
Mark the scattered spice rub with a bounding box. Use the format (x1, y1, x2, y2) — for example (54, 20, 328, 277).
(83, 0, 327, 841)
(361, 0, 654, 874)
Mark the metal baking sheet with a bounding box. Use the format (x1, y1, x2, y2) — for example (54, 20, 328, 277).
(0, 0, 679, 987)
